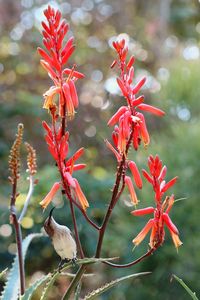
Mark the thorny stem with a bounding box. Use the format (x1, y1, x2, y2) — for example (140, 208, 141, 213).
(10, 180, 25, 295)
(95, 130, 134, 258)
(18, 175, 34, 223)
(103, 248, 155, 268)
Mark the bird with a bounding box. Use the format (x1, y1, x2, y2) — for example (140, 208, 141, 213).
(44, 207, 77, 270)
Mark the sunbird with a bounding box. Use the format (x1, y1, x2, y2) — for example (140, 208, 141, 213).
(44, 207, 77, 270)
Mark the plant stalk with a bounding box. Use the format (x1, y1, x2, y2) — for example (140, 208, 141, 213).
(10, 181, 25, 295)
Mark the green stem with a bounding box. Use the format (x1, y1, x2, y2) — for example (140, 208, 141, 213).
(172, 275, 199, 300)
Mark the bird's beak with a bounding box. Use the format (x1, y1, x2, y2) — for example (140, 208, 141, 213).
(48, 206, 55, 223)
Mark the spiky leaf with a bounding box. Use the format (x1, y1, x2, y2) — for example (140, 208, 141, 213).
(0, 269, 8, 280)
(172, 275, 199, 300)
(40, 257, 116, 300)
(0, 233, 43, 300)
(83, 272, 151, 300)
(20, 275, 49, 300)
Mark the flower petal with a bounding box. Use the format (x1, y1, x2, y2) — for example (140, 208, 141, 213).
(170, 231, 183, 249)
(163, 213, 179, 235)
(132, 219, 154, 246)
(125, 176, 139, 206)
(131, 207, 154, 216)
(74, 178, 89, 210)
(128, 161, 143, 189)
(40, 182, 60, 209)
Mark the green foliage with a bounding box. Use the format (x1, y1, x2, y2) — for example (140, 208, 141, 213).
(40, 258, 117, 300)
(83, 272, 151, 299)
(1, 234, 42, 300)
(172, 275, 199, 300)
(20, 275, 48, 300)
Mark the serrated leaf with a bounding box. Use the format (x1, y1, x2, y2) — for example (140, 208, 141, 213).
(83, 272, 151, 300)
(0, 269, 8, 280)
(20, 275, 49, 300)
(172, 275, 199, 300)
(74, 282, 82, 300)
(40, 257, 116, 300)
(0, 233, 43, 300)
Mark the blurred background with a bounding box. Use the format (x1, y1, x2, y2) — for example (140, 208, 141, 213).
(0, 0, 200, 299)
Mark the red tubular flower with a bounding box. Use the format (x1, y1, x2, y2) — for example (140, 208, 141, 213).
(40, 182, 60, 209)
(107, 106, 128, 126)
(161, 177, 178, 193)
(73, 178, 89, 211)
(128, 161, 143, 189)
(137, 104, 165, 116)
(125, 176, 138, 206)
(137, 112, 150, 147)
(131, 207, 154, 216)
(132, 219, 154, 246)
(105, 140, 121, 162)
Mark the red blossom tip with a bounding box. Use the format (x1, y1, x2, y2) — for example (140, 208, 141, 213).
(132, 77, 146, 95)
(128, 161, 143, 189)
(161, 176, 178, 193)
(107, 106, 128, 126)
(142, 169, 153, 184)
(125, 176, 139, 206)
(131, 207, 154, 216)
(163, 213, 179, 235)
(137, 104, 165, 117)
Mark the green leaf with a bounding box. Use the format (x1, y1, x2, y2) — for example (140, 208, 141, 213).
(74, 283, 82, 300)
(0, 233, 43, 300)
(0, 269, 8, 280)
(40, 257, 116, 300)
(83, 272, 151, 300)
(172, 274, 199, 300)
(20, 275, 49, 300)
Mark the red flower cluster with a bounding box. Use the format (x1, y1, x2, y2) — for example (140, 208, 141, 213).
(132, 155, 182, 250)
(38, 6, 88, 211)
(107, 39, 165, 156)
(38, 5, 84, 119)
(40, 121, 89, 211)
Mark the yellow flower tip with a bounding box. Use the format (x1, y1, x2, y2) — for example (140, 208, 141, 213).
(171, 231, 183, 250)
(132, 237, 140, 246)
(43, 86, 60, 110)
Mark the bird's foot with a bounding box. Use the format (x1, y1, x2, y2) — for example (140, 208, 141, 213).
(71, 257, 77, 267)
(58, 258, 70, 273)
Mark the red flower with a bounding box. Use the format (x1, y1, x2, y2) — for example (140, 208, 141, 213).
(132, 195, 182, 249)
(42, 120, 88, 210)
(107, 39, 165, 155)
(131, 155, 182, 250)
(38, 5, 84, 119)
(125, 176, 139, 206)
(40, 182, 61, 209)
